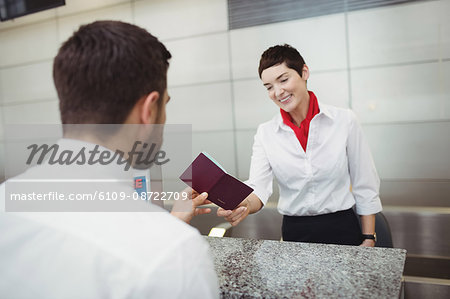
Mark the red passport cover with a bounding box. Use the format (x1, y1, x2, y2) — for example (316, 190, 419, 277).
(179, 152, 253, 210)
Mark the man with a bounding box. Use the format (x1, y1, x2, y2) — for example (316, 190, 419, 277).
(0, 21, 219, 298)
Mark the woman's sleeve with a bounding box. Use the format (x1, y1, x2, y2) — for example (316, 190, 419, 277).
(245, 127, 274, 206)
(346, 110, 383, 215)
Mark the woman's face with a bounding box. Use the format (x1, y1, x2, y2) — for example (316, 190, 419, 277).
(260, 62, 309, 113)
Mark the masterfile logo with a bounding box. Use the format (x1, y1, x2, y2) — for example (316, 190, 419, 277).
(25, 141, 170, 171)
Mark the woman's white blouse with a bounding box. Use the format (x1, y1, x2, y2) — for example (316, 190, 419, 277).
(245, 102, 382, 216)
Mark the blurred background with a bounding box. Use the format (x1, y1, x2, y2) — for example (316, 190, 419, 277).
(0, 0, 449, 298)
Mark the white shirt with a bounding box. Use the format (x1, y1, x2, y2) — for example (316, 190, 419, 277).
(0, 139, 219, 299)
(246, 102, 382, 216)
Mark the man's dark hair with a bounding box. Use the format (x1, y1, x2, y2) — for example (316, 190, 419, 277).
(258, 44, 305, 78)
(53, 20, 171, 124)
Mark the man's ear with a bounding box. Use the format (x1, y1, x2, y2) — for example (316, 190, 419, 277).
(140, 91, 160, 124)
(302, 65, 310, 81)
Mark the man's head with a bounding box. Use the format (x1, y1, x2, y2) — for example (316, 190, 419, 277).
(258, 44, 305, 78)
(53, 20, 171, 125)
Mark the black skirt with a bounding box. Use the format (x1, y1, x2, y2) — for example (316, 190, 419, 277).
(282, 208, 363, 246)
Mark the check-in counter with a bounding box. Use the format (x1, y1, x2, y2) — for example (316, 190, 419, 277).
(206, 237, 406, 298)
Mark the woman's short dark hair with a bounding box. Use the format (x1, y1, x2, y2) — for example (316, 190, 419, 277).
(53, 20, 171, 124)
(258, 44, 305, 78)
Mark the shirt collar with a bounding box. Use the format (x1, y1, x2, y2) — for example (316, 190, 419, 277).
(317, 101, 334, 120)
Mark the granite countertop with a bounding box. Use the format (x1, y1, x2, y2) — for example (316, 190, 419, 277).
(206, 237, 407, 299)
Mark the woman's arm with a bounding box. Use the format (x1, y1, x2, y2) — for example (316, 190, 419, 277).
(346, 111, 382, 217)
(347, 111, 382, 214)
(346, 111, 380, 247)
(218, 126, 272, 226)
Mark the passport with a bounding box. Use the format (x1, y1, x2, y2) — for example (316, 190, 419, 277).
(179, 152, 253, 210)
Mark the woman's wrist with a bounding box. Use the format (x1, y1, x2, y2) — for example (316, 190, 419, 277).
(244, 198, 250, 212)
(243, 193, 263, 215)
(361, 239, 376, 247)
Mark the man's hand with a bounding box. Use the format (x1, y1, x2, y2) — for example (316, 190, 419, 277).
(171, 188, 212, 224)
(217, 198, 250, 226)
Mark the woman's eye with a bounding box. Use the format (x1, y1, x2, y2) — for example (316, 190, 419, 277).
(281, 78, 288, 83)
(266, 86, 273, 91)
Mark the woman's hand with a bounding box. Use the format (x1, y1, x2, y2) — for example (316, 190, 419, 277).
(217, 198, 250, 226)
(217, 193, 263, 226)
(359, 214, 376, 247)
(360, 239, 376, 247)
(171, 188, 212, 224)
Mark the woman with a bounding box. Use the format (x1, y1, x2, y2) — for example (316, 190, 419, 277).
(218, 44, 382, 247)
